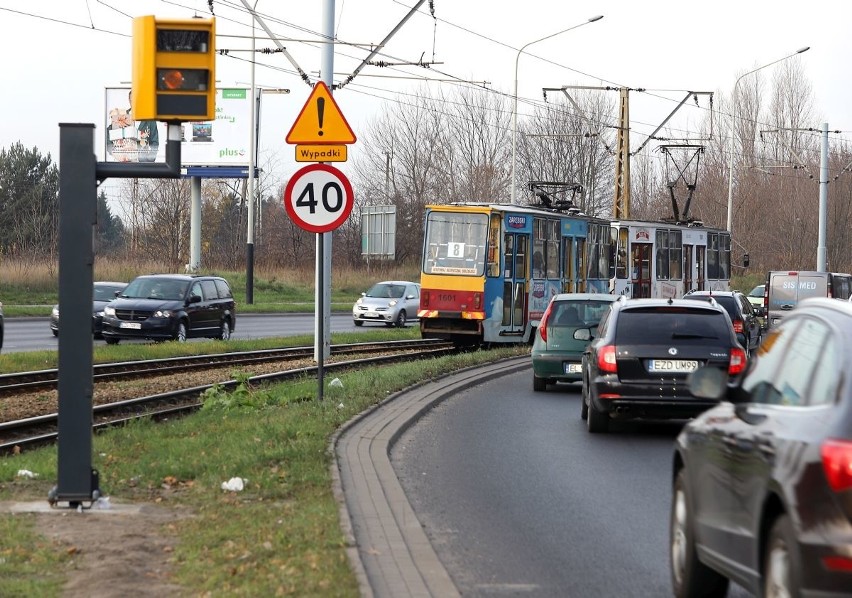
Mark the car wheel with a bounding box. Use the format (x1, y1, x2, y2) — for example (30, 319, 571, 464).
(670, 469, 729, 598)
(105, 337, 120, 345)
(533, 374, 547, 392)
(764, 515, 800, 598)
(52, 330, 59, 337)
(586, 394, 609, 433)
(395, 311, 407, 328)
(218, 320, 231, 341)
(175, 321, 188, 343)
(580, 378, 589, 420)
(354, 320, 363, 327)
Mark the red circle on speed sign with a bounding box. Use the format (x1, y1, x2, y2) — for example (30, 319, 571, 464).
(283, 163, 354, 233)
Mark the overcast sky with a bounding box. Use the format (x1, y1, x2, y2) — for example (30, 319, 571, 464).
(1, 0, 849, 191)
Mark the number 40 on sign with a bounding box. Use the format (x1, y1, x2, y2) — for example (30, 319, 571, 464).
(283, 163, 354, 233)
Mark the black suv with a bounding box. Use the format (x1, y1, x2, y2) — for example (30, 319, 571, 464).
(681, 290, 761, 355)
(101, 274, 235, 344)
(581, 296, 747, 433)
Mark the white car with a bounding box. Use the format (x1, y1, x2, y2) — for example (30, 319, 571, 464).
(353, 281, 420, 328)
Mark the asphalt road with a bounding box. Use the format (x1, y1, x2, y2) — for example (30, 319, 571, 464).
(390, 371, 753, 597)
(1, 313, 403, 353)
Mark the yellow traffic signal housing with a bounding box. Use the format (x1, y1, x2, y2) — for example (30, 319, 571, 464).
(132, 16, 216, 122)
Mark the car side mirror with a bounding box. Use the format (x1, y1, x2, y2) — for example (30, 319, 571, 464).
(573, 328, 592, 342)
(189, 295, 202, 304)
(687, 366, 727, 400)
(754, 306, 765, 317)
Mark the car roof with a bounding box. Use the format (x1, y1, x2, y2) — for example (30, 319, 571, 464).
(95, 281, 127, 286)
(617, 297, 726, 313)
(372, 280, 419, 285)
(134, 274, 221, 281)
(684, 290, 738, 296)
(551, 293, 618, 302)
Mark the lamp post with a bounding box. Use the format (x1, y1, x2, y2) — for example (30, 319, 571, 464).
(511, 15, 603, 204)
(725, 46, 809, 233)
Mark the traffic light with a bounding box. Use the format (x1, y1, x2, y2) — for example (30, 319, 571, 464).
(132, 16, 216, 122)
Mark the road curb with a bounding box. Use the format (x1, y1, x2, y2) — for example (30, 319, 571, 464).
(331, 355, 530, 597)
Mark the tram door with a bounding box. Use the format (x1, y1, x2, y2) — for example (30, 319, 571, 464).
(563, 237, 576, 293)
(683, 245, 694, 292)
(502, 232, 528, 331)
(631, 243, 652, 298)
(695, 246, 706, 291)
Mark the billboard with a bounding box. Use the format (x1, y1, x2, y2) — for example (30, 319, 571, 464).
(104, 87, 252, 167)
(360, 205, 396, 260)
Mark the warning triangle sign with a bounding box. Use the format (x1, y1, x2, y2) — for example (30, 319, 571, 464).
(286, 82, 357, 145)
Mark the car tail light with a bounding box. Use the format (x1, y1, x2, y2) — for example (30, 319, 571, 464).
(729, 347, 746, 375)
(597, 345, 617, 373)
(822, 439, 852, 492)
(732, 319, 744, 333)
(822, 555, 852, 572)
(539, 303, 554, 342)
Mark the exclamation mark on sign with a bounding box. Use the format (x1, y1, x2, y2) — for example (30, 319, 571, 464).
(317, 97, 325, 137)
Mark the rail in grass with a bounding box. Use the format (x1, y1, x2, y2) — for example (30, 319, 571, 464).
(418, 203, 732, 346)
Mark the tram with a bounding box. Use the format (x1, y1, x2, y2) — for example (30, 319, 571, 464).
(418, 203, 611, 345)
(609, 219, 731, 298)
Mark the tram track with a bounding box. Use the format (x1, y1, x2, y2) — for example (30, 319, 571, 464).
(0, 339, 458, 454)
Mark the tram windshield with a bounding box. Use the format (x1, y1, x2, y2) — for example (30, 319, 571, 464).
(423, 211, 488, 276)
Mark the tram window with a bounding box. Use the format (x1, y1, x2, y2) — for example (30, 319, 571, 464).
(656, 230, 670, 280)
(616, 228, 629, 279)
(669, 230, 682, 280)
(707, 233, 720, 279)
(487, 215, 500, 277)
(533, 220, 546, 278)
(720, 233, 731, 280)
(546, 220, 559, 279)
(516, 235, 528, 278)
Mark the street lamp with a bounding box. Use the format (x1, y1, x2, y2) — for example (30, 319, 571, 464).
(725, 46, 809, 233)
(511, 15, 603, 204)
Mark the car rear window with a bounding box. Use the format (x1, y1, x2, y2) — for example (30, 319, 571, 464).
(551, 300, 613, 327)
(615, 308, 731, 344)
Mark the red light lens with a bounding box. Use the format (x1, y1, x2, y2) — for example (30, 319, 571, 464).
(597, 345, 617, 373)
(161, 69, 185, 90)
(729, 347, 746, 375)
(732, 320, 744, 333)
(822, 439, 852, 492)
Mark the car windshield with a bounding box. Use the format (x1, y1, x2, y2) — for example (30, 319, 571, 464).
(94, 285, 124, 301)
(366, 284, 405, 299)
(122, 278, 188, 301)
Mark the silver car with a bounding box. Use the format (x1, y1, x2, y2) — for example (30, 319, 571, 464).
(353, 281, 420, 328)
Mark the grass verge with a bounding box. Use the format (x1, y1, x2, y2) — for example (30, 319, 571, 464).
(0, 344, 529, 596)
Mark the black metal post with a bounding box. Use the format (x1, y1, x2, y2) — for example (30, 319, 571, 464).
(52, 123, 98, 507)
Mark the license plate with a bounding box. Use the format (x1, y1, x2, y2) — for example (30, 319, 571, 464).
(648, 359, 698, 372)
(365, 312, 378, 318)
(564, 363, 583, 374)
(120, 322, 142, 329)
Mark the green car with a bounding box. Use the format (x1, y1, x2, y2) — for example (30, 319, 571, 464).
(531, 293, 618, 392)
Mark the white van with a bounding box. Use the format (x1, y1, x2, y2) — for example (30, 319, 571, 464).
(764, 270, 852, 328)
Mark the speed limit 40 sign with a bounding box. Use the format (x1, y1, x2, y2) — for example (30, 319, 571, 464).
(283, 163, 354, 233)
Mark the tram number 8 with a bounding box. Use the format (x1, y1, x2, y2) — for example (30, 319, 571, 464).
(295, 181, 343, 214)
